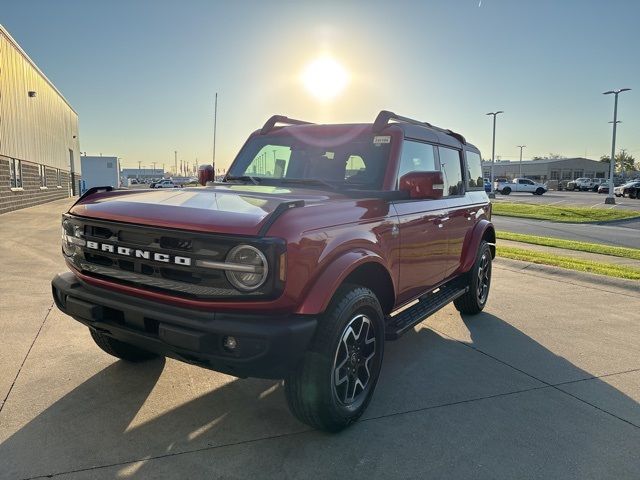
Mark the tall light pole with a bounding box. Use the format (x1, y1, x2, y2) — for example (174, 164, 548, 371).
(152, 162, 157, 177)
(486, 111, 504, 198)
(603, 88, 631, 205)
(517, 145, 526, 177)
(213, 93, 218, 173)
(137, 160, 141, 179)
(174, 150, 178, 176)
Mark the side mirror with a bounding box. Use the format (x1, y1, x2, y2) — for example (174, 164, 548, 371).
(198, 164, 214, 186)
(399, 171, 444, 200)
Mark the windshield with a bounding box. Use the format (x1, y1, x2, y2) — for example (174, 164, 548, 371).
(226, 133, 392, 190)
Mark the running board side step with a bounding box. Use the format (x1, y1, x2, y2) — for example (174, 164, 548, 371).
(385, 282, 468, 340)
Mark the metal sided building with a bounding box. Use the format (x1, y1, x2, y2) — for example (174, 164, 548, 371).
(0, 24, 81, 214)
(482, 157, 609, 184)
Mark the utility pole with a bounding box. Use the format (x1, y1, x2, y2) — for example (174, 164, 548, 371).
(517, 145, 526, 177)
(213, 92, 218, 173)
(486, 111, 504, 198)
(603, 88, 631, 205)
(152, 162, 157, 177)
(137, 160, 141, 179)
(174, 151, 178, 176)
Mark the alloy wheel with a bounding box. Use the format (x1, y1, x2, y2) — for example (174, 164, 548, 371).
(332, 314, 377, 405)
(476, 252, 491, 304)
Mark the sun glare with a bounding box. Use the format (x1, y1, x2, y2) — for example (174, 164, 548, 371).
(301, 56, 349, 102)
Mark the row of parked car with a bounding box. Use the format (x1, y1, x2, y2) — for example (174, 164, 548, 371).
(612, 180, 640, 198)
(565, 177, 607, 192)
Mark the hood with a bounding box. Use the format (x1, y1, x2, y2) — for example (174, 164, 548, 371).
(68, 185, 340, 235)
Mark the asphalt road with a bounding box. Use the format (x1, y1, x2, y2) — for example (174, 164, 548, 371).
(492, 189, 640, 211)
(493, 216, 640, 249)
(1, 199, 639, 480)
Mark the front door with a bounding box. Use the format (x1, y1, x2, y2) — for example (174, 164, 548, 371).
(393, 140, 449, 304)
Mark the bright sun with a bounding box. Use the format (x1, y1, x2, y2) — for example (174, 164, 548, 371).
(301, 56, 349, 101)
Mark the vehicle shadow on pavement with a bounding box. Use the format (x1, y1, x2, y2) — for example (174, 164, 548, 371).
(1, 313, 638, 479)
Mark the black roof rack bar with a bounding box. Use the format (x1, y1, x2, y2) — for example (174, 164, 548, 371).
(260, 115, 313, 135)
(373, 110, 466, 144)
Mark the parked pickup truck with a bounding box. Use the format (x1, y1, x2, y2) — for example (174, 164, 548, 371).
(567, 177, 600, 191)
(495, 178, 547, 195)
(52, 111, 495, 431)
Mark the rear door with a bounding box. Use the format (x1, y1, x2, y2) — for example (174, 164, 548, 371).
(437, 146, 468, 278)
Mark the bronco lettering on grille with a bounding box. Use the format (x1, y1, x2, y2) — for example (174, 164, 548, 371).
(86, 241, 192, 266)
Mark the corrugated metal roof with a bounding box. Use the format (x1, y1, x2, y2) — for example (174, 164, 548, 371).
(0, 23, 77, 114)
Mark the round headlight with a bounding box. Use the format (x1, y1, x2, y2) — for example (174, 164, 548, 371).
(61, 220, 85, 256)
(225, 245, 268, 291)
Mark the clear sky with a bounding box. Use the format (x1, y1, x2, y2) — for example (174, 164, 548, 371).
(2, 0, 639, 171)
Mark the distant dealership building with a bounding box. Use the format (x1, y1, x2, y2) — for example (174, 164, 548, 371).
(121, 168, 165, 182)
(0, 25, 81, 214)
(482, 157, 609, 184)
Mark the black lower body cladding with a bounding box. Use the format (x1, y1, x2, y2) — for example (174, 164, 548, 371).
(51, 272, 317, 379)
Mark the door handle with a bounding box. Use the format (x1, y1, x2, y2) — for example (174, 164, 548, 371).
(435, 215, 450, 228)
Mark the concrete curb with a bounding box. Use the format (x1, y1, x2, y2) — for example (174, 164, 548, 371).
(494, 257, 640, 294)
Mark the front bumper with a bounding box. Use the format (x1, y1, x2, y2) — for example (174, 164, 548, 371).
(52, 272, 317, 379)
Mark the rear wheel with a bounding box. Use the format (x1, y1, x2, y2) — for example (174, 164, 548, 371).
(454, 241, 492, 314)
(284, 285, 384, 432)
(90, 329, 159, 362)
(501, 187, 511, 195)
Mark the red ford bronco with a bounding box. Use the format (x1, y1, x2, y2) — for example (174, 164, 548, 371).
(52, 111, 495, 431)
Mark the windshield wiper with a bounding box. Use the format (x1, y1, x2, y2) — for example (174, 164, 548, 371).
(277, 178, 339, 191)
(224, 175, 261, 185)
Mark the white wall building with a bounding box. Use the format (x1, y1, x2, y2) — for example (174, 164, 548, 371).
(80, 156, 120, 193)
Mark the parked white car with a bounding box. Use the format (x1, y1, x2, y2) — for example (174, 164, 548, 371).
(150, 179, 179, 189)
(495, 178, 547, 195)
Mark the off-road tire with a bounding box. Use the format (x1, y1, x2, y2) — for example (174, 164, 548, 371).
(454, 241, 492, 314)
(90, 329, 158, 362)
(501, 187, 511, 195)
(284, 285, 385, 432)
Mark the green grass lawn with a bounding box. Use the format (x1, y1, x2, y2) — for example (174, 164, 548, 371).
(492, 202, 640, 223)
(497, 246, 640, 280)
(497, 231, 640, 260)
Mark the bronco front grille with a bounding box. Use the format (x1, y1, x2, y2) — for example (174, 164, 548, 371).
(63, 216, 284, 300)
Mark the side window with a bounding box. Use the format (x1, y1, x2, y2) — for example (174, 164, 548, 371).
(438, 147, 464, 196)
(398, 140, 437, 180)
(245, 145, 292, 178)
(465, 151, 483, 190)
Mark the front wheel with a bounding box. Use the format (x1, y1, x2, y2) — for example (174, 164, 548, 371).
(535, 187, 545, 195)
(454, 241, 492, 314)
(284, 285, 385, 432)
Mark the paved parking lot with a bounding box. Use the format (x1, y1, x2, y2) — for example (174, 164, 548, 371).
(492, 189, 640, 211)
(1, 199, 639, 479)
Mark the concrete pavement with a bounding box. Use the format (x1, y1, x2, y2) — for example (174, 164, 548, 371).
(1, 199, 639, 480)
(493, 215, 640, 249)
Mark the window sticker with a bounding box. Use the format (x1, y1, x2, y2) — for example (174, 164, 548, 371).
(373, 135, 391, 145)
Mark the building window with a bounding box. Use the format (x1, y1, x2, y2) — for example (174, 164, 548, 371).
(561, 170, 572, 180)
(39, 165, 47, 187)
(573, 170, 583, 179)
(10, 159, 22, 188)
(550, 170, 559, 180)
